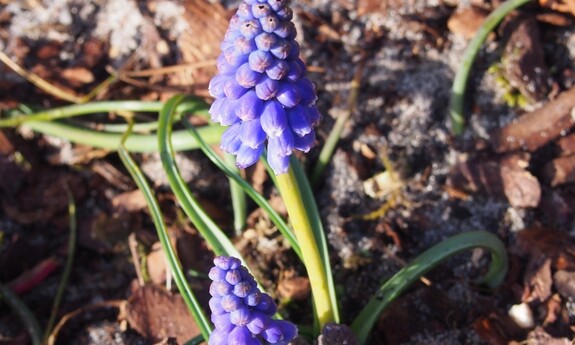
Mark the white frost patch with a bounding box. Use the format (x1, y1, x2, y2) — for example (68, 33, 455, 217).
(94, 0, 144, 57)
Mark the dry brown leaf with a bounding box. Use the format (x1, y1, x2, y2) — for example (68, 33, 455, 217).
(543, 294, 563, 325)
(448, 153, 541, 207)
(447, 7, 489, 39)
(539, 0, 575, 17)
(111, 190, 148, 213)
(125, 285, 200, 344)
(516, 226, 575, 270)
(277, 270, 310, 301)
(0, 130, 14, 155)
(61, 66, 95, 84)
(521, 256, 552, 303)
(146, 242, 167, 285)
(473, 316, 508, 345)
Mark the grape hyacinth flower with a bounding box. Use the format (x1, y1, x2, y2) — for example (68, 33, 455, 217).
(208, 0, 320, 175)
(208, 256, 298, 345)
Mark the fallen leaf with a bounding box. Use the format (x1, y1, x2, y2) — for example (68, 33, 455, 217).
(543, 294, 563, 325)
(539, 0, 575, 17)
(277, 270, 310, 301)
(473, 316, 509, 345)
(447, 6, 489, 39)
(146, 242, 167, 285)
(516, 225, 575, 270)
(125, 284, 200, 344)
(521, 256, 552, 303)
(0, 130, 14, 155)
(448, 153, 540, 207)
(111, 190, 147, 213)
(61, 66, 95, 84)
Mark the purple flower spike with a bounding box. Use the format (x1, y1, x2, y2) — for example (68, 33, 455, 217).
(209, 0, 320, 175)
(208, 256, 298, 345)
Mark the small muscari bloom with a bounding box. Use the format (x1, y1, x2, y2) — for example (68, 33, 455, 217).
(209, 0, 319, 175)
(208, 256, 298, 345)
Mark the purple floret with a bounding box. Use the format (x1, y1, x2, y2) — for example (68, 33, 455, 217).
(208, 256, 298, 344)
(208, 0, 319, 175)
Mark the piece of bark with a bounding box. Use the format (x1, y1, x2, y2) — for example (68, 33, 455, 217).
(491, 87, 575, 153)
(448, 153, 541, 208)
(502, 16, 550, 102)
(543, 154, 575, 186)
(556, 133, 575, 156)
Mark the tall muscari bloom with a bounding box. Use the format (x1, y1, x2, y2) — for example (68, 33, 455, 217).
(208, 0, 319, 175)
(208, 256, 298, 345)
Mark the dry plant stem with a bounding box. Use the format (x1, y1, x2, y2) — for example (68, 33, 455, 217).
(0, 50, 81, 103)
(47, 300, 124, 345)
(42, 188, 77, 343)
(0, 50, 117, 104)
(123, 60, 217, 77)
(128, 233, 146, 286)
(275, 168, 335, 327)
(310, 55, 366, 185)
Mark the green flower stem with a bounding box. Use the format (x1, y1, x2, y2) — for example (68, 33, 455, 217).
(0, 284, 42, 345)
(450, 0, 532, 135)
(310, 58, 365, 185)
(351, 230, 508, 344)
(224, 153, 247, 236)
(183, 122, 302, 261)
(43, 188, 77, 342)
(275, 168, 336, 328)
(119, 135, 212, 340)
(289, 157, 340, 323)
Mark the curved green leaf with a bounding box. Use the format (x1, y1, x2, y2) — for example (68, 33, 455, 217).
(351, 230, 508, 344)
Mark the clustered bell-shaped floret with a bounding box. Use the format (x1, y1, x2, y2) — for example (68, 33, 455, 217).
(209, 0, 319, 175)
(208, 256, 298, 345)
